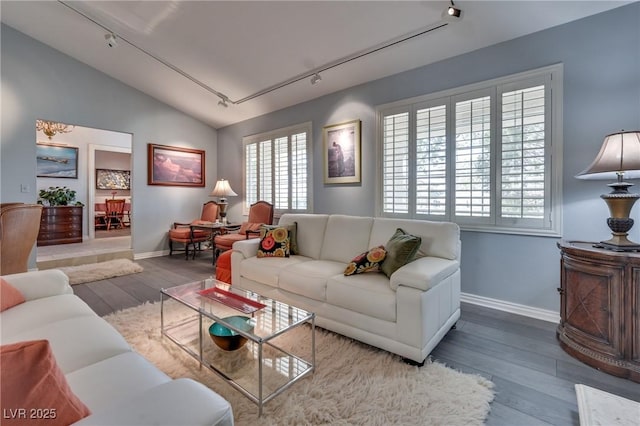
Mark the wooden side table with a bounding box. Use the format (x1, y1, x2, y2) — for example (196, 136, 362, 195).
(557, 240, 640, 383)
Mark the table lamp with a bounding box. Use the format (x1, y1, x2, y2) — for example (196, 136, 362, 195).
(576, 130, 640, 251)
(210, 179, 237, 224)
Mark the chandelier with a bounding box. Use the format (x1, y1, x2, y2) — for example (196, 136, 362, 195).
(36, 119, 74, 139)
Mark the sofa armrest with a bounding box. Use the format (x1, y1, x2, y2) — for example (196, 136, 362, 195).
(2, 269, 72, 301)
(232, 238, 261, 259)
(73, 379, 233, 426)
(389, 257, 459, 292)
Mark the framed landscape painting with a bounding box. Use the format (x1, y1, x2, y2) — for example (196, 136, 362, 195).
(323, 119, 361, 184)
(36, 143, 78, 179)
(147, 143, 205, 187)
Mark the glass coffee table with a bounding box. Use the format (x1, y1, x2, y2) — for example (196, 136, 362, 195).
(160, 279, 315, 416)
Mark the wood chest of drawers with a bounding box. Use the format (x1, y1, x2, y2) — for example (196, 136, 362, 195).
(37, 206, 83, 246)
(557, 240, 640, 383)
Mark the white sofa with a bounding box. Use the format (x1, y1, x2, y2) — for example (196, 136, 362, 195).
(231, 214, 461, 364)
(1, 269, 233, 426)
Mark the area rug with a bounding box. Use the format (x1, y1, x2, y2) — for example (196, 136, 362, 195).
(104, 301, 495, 425)
(59, 258, 143, 285)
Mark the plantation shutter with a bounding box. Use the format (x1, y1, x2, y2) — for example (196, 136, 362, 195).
(274, 136, 288, 210)
(415, 104, 447, 216)
(245, 143, 258, 207)
(291, 132, 308, 210)
(382, 110, 410, 214)
(258, 140, 272, 204)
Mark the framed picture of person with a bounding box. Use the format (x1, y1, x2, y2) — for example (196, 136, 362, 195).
(147, 143, 205, 187)
(323, 119, 361, 184)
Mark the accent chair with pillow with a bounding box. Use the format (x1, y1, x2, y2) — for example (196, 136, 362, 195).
(214, 201, 274, 259)
(169, 201, 220, 260)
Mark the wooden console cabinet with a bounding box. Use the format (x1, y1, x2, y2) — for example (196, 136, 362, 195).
(557, 240, 640, 382)
(37, 206, 83, 246)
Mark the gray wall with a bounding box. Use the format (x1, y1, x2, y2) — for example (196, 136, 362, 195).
(1, 24, 218, 260)
(217, 3, 640, 312)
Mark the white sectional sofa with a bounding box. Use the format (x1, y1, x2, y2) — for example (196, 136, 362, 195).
(1, 269, 233, 426)
(231, 214, 461, 364)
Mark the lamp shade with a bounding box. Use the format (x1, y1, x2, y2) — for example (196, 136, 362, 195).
(576, 131, 640, 180)
(210, 179, 237, 198)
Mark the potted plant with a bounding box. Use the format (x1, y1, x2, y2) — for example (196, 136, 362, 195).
(37, 186, 84, 206)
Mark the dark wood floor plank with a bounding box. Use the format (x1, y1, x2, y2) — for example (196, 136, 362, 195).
(70, 254, 640, 426)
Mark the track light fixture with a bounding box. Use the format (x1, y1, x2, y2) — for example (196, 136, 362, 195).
(104, 33, 118, 48)
(447, 1, 462, 18)
(310, 73, 322, 85)
(217, 97, 229, 108)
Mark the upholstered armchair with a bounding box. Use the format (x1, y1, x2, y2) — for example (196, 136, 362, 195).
(214, 201, 274, 259)
(0, 204, 43, 275)
(169, 201, 220, 259)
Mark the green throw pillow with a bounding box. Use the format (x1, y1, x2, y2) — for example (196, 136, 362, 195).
(381, 228, 422, 278)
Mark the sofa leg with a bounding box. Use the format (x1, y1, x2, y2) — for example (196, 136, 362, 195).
(169, 241, 173, 256)
(451, 323, 457, 330)
(402, 357, 425, 367)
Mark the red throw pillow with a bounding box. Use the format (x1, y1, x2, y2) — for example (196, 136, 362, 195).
(0, 340, 91, 426)
(1, 278, 25, 312)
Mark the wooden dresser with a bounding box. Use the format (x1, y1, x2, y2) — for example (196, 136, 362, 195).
(557, 240, 640, 382)
(37, 206, 83, 246)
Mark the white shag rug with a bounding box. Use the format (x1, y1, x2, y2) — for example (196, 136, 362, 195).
(104, 301, 495, 425)
(59, 259, 143, 285)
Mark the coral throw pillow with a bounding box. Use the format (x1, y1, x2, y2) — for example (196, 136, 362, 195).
(344, 246, 387, 276)
(381, 228, 422, 278)
(0, 340, 91, 426)
(257, 226, 291, 258)
(1, 278, 25, 312)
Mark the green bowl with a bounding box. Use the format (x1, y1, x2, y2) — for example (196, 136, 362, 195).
(209, 316, 255, 351)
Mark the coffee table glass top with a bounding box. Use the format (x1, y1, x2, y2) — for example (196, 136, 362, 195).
(160, 280, 315, 415)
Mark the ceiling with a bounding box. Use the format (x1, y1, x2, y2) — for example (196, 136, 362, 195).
(1, 1, 631, 129)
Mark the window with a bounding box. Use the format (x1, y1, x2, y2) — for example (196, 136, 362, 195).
(377, 65, 562, 236)
(243, 122, 312, 215)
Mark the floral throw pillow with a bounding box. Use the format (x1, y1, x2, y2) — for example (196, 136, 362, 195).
(257, 226, 291, 258)
(344, 245, 387, 276)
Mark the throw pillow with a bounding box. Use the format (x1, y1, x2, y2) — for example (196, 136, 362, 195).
(344, 245, 387, 276)
(257, 226, 291, 258)
(261, 222, 299, 255)
(1, 278, 25, 312)
(381, 228, 422, 278)
(0, 340, 91, 426)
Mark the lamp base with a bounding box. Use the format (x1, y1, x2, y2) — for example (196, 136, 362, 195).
(594, 237, 640, 252)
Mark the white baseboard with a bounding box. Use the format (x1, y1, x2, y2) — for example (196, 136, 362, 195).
(134, 250, 169, 260)
(461, 292, 560, 324)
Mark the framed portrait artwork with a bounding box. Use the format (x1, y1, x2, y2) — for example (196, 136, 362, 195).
(323, 119, 361, 184)
(96, 169, 131, 190)
(147, 143, 205, 187)
(36, 143, 79, 179)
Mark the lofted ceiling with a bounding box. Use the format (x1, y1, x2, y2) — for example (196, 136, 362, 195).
(1, 1, 631, 129)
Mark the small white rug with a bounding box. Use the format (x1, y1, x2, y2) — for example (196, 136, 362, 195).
(59, 259, 143, 285)
(105, 301, 495, 425)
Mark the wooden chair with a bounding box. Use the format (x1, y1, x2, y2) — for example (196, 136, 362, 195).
(105, 199, 126, 230)
(214, 201, 274, 259)
(169, 201, 220, 260)
(0, 204, 43, 275)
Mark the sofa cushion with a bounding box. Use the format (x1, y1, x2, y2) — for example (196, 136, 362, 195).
(257, 226, 291, 258)
(3, 316, 132, 374)
(1, 294, 96, 340)
(278, 214, 329, 259)
(320, 215, 374, 263)
(327, 273, 397, 322)
(66, 352, 170, 413)
(1, 339, 91, 426)
(344, 246, 387, 276)
(1, 277, 25, 312)
(381, 228, 422, 278)
(279, 260, 345, 301)
(369, 218, 460, 260)
(239, 256, 309, 288)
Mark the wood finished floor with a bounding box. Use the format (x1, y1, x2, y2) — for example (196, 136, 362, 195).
(73, 254, 640, 425)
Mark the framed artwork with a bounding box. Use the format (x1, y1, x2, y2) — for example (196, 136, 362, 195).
(323, 119, 361, 184)
(147, 143, 205, 187)
(96, 169, 131, 190)
(36, 143, 79, 179)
